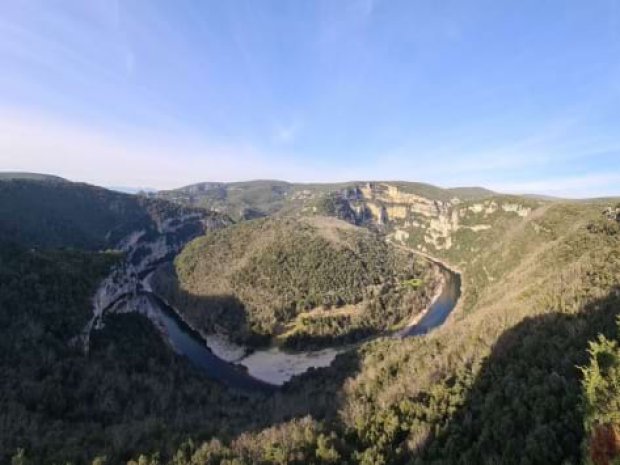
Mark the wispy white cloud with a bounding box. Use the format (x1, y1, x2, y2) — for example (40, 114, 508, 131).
(0, 108, 323, 189)
(0, 0, 138, 83)
(124, 49, 136, 75)
(370, 109, 616, 184)
(487, 173, 620, 199)
(318, 0, 377, 44)
(358, 0, 377, 19)
(272, 120, 302, 144)
(0, 106, 618, 198)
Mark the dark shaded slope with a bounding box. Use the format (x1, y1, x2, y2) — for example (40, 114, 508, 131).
(0, 243, 259, 464)
(153, 216, 438, 349)
(0, 179, 150, 249)
(0, 172, 67, 182)
(417, 290, 619, 465)
(0, 178, 215, 250)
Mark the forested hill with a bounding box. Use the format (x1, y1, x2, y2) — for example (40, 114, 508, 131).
(140, 199, 620, 465)
(0, 172, 67, 182)
(153, 180, 496, 221)
(3, 173, 620, 465)
(0, 240, 274, 465)
(0, 177, 217, 250)
(152, 215, 439, 349)
(0, 177, 260, 464)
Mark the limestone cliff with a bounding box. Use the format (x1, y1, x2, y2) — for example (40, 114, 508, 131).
(318, 183, 537, 254)
(156, 179, 536, 257)
(82, 209, 231, 350)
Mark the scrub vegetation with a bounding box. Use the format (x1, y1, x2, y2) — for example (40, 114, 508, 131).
(4, 177, 620, 465)
(153, 216, 438, 349)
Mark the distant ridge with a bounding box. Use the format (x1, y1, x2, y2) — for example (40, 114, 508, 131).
(0, 171, 67, 182)
(164, 179, 496, 200)
(107, 186, 158, 194)
(0, 175, 218, 250)
(521, 193, 564, 201)
(447, 186, 497, 200)
(154, 179, 497, 221)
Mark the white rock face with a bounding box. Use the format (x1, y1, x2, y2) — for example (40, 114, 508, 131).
(335, 184, 535, 253)
(82, 209, 230, 351)
(393, 229, 410, 242)
(468, 203, 485, 214)
(501, 203, 531, 217)
(463, 225, 492, 232)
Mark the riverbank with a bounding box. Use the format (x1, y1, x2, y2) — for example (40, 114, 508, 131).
(388, 239, 464, 325)
(145, 262, 460, 386)
(145, 269, 343, 385)
(95, 244, 462, 388)
(393, 267, 445, 338)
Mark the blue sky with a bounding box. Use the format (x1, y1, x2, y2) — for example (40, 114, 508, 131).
(1, 0, 619, 196)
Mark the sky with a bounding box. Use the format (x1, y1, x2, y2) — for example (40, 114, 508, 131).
(1, 0, 619, 197)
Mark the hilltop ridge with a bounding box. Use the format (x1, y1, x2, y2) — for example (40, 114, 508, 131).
(154, 180, 496, 220)
(0, 171, 67, 182)
(152, 215, 439, 349)
(2, 173, 620, 465)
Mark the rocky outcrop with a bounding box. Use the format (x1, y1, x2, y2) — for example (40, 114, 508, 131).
(160, 180, 536, 258)
(81, 208, 231, 350)
(463, 200, 531, 218)
(353, 183, 448, 219)
(318, 183, 535, 253)
(604, 205, 620, 222)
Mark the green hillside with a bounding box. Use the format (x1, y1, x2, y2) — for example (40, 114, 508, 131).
(0, 181, 349, 464)
(0, 178, 211, 250)
(141, 199, 620, 465)
(0, 171, 67, 182)
(581, 318, 620, 465)
(0, 241, 277, 465)
(154, 180, 495, 221)
(155, 180, 299, 220)
(4, 176, 620, 465)
(153, 216, 438, 349)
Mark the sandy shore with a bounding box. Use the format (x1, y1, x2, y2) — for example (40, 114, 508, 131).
(393, 268, 445, 338)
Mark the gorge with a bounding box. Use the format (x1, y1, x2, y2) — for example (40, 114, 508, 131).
(2, 175, 619, 465)
(87, 206, 463, 387)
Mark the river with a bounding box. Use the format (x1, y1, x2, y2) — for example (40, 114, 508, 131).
(144, 266, 461, 390)
(399, 269, 461, 337)
(144, 293, 275, 392)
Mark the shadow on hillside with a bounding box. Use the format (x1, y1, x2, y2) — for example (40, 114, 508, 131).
(84, 307, 364, 464)
(150, 261, 391, 350)
(262, 348, 363, 425)
(148, 262, 365, 422)
(416, 288, 620, 465)
(149, 263, 261, 344)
